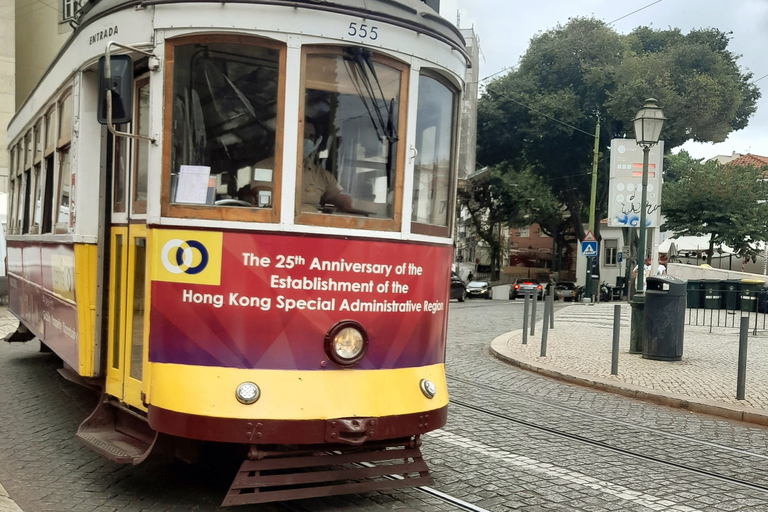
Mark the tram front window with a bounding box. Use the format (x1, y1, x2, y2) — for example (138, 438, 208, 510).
(298, 48, 402, 218)
(411, 73, 457, 237)
(169, 39, 280, 208)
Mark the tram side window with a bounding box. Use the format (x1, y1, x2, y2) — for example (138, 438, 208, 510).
(133, 78, 150, 214)
(56, 93, 73, 231)
(298, 49, 401, 219)
(22, 131, 33, 234)
(13, 143, 23, 234)
(42, 108, 56, 233)
(32, 122, 43, 232)
(8, 147, 16, 234)
(411, 73, 458, 237)
(170, 41, 281, 208)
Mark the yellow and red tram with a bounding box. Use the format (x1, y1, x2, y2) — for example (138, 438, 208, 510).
(5, 0, 469, 504)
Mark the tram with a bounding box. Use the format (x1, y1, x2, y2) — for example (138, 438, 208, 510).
(5, 0, 469, 505)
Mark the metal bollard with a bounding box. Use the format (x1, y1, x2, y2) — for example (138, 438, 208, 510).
(611, 304, 621, 375)
(540, 293, 549, 357)
(522, 292, 530, 345)
(737, 316, 749, 400)
(548, 288, 555, 329)
(530, 290, 537, 336)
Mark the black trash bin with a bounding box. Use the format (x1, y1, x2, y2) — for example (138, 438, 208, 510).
(702, 279, 721, 310)
(685, 280, 703, 309)
(758, 287, 768, 314)
(740, 279, 764, 312)
(614, 276, 626, 300)
(643, 276, 686, 361)
(722, 279, 740, 311)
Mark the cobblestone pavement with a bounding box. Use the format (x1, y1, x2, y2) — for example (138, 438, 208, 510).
(490, 302, 768, 423)
(3, 301, 768, 511)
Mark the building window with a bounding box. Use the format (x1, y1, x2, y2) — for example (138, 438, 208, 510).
(518, 227, 529, 238)
(604, 239, 618, 266)
(62, 0, 78, 21)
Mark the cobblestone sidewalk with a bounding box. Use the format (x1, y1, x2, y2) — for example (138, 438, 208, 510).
(490, 302, 768, 425)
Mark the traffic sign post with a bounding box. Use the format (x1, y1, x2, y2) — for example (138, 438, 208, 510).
(582, 231, 597, 302)
(581, 241, 597, 257)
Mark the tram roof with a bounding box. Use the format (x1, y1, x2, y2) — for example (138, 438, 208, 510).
(11, 0, 468, 132)
(77, 0, 467, 58)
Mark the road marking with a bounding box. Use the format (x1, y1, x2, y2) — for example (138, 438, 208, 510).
(428, 430, 703, 512)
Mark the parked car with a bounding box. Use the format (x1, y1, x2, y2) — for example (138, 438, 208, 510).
(466, 280, 493, 299)
(450, 272, 467, 302)
(555, 282, 582, 302)
(509, 278, 543, 300)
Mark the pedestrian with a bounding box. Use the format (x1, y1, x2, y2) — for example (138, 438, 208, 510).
(632, 258, 652, 291)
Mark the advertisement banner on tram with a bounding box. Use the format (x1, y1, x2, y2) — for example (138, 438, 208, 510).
(149, 230, 452, 370)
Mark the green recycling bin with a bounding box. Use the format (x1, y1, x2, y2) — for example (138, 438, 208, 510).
(739, 279, 764, 312)
(686, 280, 703, 309)
(722, 279, 741, 311)
(702, 279, 721, 310)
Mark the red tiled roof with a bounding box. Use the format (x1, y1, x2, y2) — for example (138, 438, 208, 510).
(727, 153, 768, 167)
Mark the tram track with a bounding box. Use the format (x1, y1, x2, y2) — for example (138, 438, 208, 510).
(274, 478, 494, 512)
(446, 375, 768, 495)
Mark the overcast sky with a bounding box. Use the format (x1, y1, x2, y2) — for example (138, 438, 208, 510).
(441, 0, 768, 160)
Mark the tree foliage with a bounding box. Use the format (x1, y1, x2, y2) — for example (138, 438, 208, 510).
(459, 165, 560, 276)
(662, 152, 768, 260)
(477, 18, 760, 242)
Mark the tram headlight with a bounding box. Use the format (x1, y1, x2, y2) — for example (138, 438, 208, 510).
(325, 321, 368, 366)
(235, 382, 261, 405)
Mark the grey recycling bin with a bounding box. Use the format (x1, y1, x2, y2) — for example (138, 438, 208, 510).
(643, 276, 686, 361)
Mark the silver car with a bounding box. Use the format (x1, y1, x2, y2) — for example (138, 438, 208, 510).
(466, 280, 493, 299)
(509, 279, 543, 300)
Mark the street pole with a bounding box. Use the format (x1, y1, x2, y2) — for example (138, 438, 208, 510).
(629, 145, 650, 354)
(585, 120, 600, 301)
(628, 98, 665, 354)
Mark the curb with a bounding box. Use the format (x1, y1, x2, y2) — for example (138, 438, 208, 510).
(0, 484, 22, 512)
(489, 334, 768, 427)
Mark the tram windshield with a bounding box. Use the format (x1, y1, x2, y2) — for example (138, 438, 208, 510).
(411, 73, 457, 235)
(299, 48, 402, 218)
(169, 40, 280, 207)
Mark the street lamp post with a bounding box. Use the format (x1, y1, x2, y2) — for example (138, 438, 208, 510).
(629, 98, 666, 354)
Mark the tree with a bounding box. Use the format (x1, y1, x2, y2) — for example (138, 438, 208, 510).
(477, 18, 760, 244)
(459, 165, 559, 278)
(662, 151, 768, 261)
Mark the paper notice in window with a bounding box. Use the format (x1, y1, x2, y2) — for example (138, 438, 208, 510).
(175, 165, 211, 204)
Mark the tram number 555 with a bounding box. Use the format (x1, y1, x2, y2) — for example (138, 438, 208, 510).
(348, 22, 378, 41)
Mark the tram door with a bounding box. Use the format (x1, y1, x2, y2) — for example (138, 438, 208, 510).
(105, 76, 150, 409)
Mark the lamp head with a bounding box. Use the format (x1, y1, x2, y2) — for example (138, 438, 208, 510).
(633, 98, 666, 147)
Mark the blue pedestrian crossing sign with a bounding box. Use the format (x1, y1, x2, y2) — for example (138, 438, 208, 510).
(581, 241, 597, 257)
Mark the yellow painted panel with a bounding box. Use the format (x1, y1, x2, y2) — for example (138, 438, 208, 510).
(105, 228, 128, 400)
(148, 363, 448, 420)
(74, 244, 98, 376)
(149, 229, 223, 286)
(122, 225, 147, 410)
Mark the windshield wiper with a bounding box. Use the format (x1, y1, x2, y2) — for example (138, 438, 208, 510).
(346, 48, 398, 144)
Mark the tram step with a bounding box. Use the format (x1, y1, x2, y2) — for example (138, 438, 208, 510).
(222, 439, 433, 506)
(77, 395, 157, 465)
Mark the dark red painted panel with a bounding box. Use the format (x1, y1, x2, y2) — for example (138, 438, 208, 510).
(149, 232, 451, 370)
